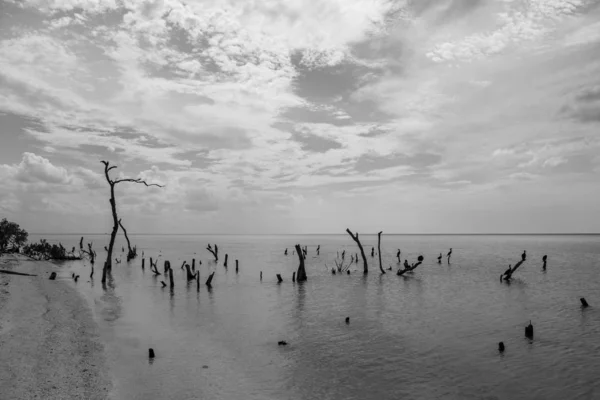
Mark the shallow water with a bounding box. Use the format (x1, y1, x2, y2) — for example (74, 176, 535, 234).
(31, 234, 600, 400)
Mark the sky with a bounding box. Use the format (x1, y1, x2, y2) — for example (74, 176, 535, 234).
(1, 0, 600, 235)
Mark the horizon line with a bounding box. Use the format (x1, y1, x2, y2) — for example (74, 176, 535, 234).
(29, 232, 600, 236)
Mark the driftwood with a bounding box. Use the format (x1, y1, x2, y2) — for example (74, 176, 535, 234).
(346, 229, 368, 274)
(192, 259, 195, 272)
(168, 265, 174, 289)
(207, 244, 218, 261)
(397, 256, 424, 276)
(276, 274, 283, 283)
(224, 254, 228, 268)
(295, 244, 307, 281)
(151, 259, 161, 276)
(100, 160, 163, 284)
(292, 271, 296, 282)
(0, 269, 37, 277)
(196, 271, 200, 291)
(284, 248, 288, 255)
(205, 271, 215, 288)
(49, 272, 57, 280)
(447, 248, 452, 264)
(501, 258, 526, 281)
(377, 231, 385, 274)
(316, 245, 320, 255)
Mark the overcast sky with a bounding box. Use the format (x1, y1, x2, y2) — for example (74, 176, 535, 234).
(1, 0, 599, 234)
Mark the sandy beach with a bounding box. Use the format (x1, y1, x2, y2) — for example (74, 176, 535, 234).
(0, 255, 112, 400)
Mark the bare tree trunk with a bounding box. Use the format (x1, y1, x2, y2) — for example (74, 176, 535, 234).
(295, 244, 307, 281)
(377, 231, 385, 274)
(119, 220, 136, 262)
(103, 186, 118, 283)
(346, 229, 368, 274)
(100, 161, 163, 284)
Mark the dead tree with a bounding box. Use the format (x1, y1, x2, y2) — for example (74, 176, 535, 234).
(346, 229, 368, 274)
(80, 239, 96, 265)
(331, 254, 352, 273)
(295, 244, 307, 281)
(377, 231, 385, 274)
(100, 160, 163, 284)
(207, 244, 218, 261)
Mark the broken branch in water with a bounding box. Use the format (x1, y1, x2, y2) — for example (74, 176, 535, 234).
(0, 269, 37, 277)
(206, 244, 218, 261)
(501, 257, 526, 281)
(377, 231, 385, 274)
(397, 255, 424, 276)
(346, 228, 368, 274)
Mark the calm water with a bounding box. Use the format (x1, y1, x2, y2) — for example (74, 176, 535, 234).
(31, 234, 600, 400)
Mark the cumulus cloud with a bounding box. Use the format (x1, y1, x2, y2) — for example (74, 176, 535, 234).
(1, 0, 600, 233)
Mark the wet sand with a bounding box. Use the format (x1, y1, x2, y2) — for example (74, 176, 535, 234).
(0, 255, 112, 400)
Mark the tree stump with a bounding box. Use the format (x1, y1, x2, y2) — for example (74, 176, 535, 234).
(205, 271, 215, 288)
(581, 298, 589, 308)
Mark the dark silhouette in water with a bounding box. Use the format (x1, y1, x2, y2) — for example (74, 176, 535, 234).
(498, 342, 505, 352)
(396, 249, 401, 262)
(278, 341, 288, 346)
(284, 248, 288, 255)
(345, 317, 350, 324)
(346, 228, 368, 274)
(447, 248, 452, 264)
(317, 245, 320, 255)
(371, 247, 375, 257)
(542, 255, 547, 271)
(377, 231, 385, 274)
(342, 250, 345, 259)
(525, 321, 534, 338)
(437, 253, 442, 264)
(580, 298, 589, 308)
(398, 256, 424, 276)
(148, 348, 155, 358)
(501, 253, 526, 281)
(522, 250, 527, 261)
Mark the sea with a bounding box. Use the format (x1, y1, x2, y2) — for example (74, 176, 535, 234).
(28, 233, 600, 400)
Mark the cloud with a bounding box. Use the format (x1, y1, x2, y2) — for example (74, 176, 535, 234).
(13, 152, 73, 184)
(1, 0, 600, 233)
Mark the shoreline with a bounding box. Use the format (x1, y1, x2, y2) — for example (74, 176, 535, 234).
(0, 255, 113, 399)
